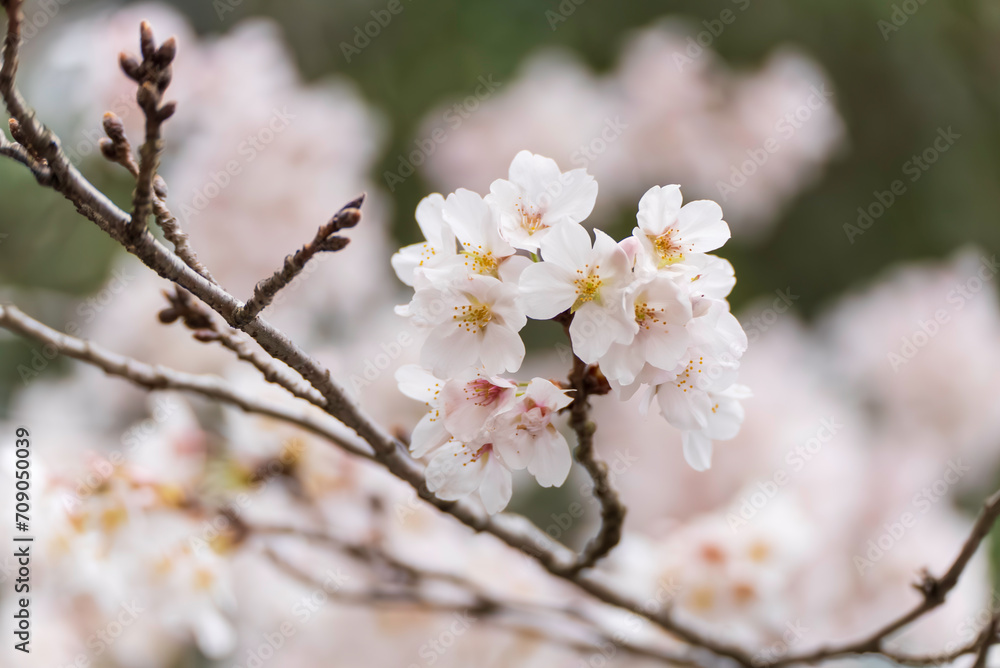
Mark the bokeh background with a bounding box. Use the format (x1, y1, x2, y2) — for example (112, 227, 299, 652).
(2, 0, 1000, 666)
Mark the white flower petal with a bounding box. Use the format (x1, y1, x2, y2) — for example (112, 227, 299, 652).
(410, 412, 450, 458)
(542, 168, 598, 226)
(519, 262, 578, 319)
(537, 221, 593, 270)
(478, 453, 513, 514)
(527, 429, 572, 488)
(656, 382, 711, 431)
(676, 200, 730, 252)
(395, 364, 441, 402)
(681, 430, 714, 471)
(570, 301, 634, 363)
(480, 323, 526, 374)
(636, 184, 682, 236)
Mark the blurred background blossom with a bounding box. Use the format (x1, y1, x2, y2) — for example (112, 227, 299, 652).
(2, 0, 1000, 666)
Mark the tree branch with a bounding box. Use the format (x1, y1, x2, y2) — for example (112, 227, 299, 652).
(0, 303, 373, 460)
(773, 487, 1000, 667)
(232, 196, 363, 326)
(100, 111, 214, 282)
(157, 287, 326, 406)
(556, 312, 627, 574)
(259, 541, 695, 667)
(0, 122, 52, 184)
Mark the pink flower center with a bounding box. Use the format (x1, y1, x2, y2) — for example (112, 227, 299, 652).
(467, 378, 507, 406)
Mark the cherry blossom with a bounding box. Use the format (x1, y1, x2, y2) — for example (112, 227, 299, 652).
(598, 273, 693, 386)
(519, 223, 638, 362)
(399, 367, 573, 512)
(679, 383, 753, 471)
(492, 378, 574, 487)
(403, 273, 527, 377)
(434, 188, 528, 282)
(425, 438, 513, 514)
(633, 185, 731, 268)
(390, 193, 456, 287)
(487, 150, 598, 252)
(394, 364, 449, 457)
(394, 152, 748, 497)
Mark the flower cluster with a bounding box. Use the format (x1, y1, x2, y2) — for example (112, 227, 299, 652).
(393, 151, 750, 513)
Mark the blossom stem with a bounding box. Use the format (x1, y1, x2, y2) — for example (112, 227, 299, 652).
(556, 311, 627, 573)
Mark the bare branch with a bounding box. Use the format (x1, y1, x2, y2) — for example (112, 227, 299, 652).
(0, 124, 51, 184)
(971, 616, 999, 668)
(232, 196, 364, 326)
(259, 541, 694, 667)
(0, 303, 373, 460)
(157, 287, 325, 406)
(773, 487, 1000, 667)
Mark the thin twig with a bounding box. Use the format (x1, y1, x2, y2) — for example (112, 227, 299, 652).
(232, 196, 363, 325)
(971, 615, 999, 668)
(100, 111, 214, 281)
(158, 287, 325, 406)
(261, 545, 694, 666)
(772, 488, 1000, 667)
(0, 304, 372, 460)
(120, 21, 176, 242)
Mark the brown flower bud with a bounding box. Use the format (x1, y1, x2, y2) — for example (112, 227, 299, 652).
(102, 112, 126, 143)
(119, 52, 141, 80)
(154, 36, 177, 66)
(139, 21, 156, 60)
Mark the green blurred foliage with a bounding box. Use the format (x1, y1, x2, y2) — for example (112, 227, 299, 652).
(202, 0, 1000, 317)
